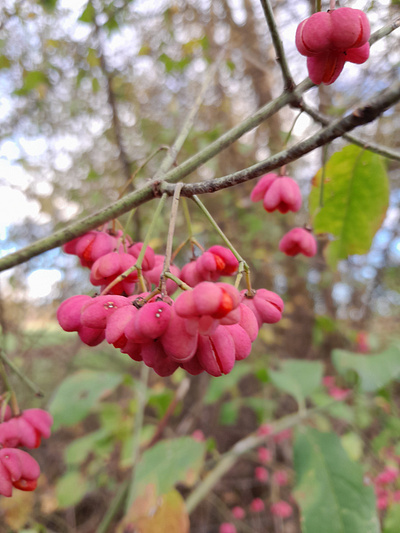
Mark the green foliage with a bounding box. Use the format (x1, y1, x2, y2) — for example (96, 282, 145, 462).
(56, 471, 90, 508)
(269, 360, 323, 407)
(294, 428, 379, 533)
(49, 369, 124, 429)
(332, 344, 400, 392)
(13, 71, 50, 96)
(129, 437, 206, 503)
(79, 2, 96, 23)
(204, 362, 252, 404)
(383, 504, 400, 532)
(309, 146, 389, 268)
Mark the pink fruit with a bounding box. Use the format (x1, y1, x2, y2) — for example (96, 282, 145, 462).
(241, 289, 284, 327)
(127, 242, 155, 271)
(262, 176, 302, 214)
(80, 295, 131, 329)
(180, 260, 203, 287)
(0, 448, 40, 497)
(257, 447, 272, 464)
(270, 500, 293, 518)
(279, 228, 317, 258)
(144, 254, 181, 294)
(219, 524, 237, 533)
(295, 7, 370, 85)
(250, 173, 278, 202)
(161, 307, 198, 362)
(141, 341, 179, 377)
(133, 301, 172, 340)
(255, 466, 269, 482)
(250, 498, 264, 512)
(57, 295, 92, 332)
(195, 327, 236, 377)
(232, 506, 245, 520)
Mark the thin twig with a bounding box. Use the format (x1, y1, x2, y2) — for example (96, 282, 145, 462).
(0, 349, 44, 397)
(301, 101, 400, 162)
(93, 14, 132, 181)
(259, 0, 295, 91)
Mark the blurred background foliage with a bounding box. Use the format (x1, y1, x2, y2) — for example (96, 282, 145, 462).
(0, 0, 400, 531)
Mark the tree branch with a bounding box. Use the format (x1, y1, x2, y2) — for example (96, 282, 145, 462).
(160, 81, 400, 197)
(301, 101, 400, 162)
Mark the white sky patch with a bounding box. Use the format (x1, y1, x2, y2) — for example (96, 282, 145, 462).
(19, 137, 48, 158)
(26, 269, 63, 300)
(0, 186, 41, 226)
(0, 140, 20, 161)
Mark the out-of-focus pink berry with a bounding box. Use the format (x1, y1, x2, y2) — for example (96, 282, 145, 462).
(219, 523, 237, 533)
(273, 470, 289, 486)
(295, 7, 370, 85)
(140, 340, 179, 377)
(270, 500, 293, 518)
(375, 467, 399, 485)
(279, 228, 317, 258)
(257, 424, 273, 437)
(250, 498, 265, 512)
(322, 376, 335, 388)
(232, 506, 245, 520)
(0, 404, 12, 422)
(180, 260, 203, 287)
(192, 430, 205, 442)
(356, 331, 370, 353)
(376, 494, 389, 510)
(273, 429, 292, 444)
(257, 447, 272, 464)
(0, 448, 40, 497)
(255, 466, 269, 482)
(328, 386, 351, 401)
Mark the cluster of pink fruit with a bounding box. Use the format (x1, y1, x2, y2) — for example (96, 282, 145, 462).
(250, 172, 317, 257)
(370, 451, 400, 512)
(0, 403, 53, 497)
(58, 230, 284, 376)
(296, 7, 370, 85)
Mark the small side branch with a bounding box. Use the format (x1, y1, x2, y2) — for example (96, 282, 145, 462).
(259, 0, 295, 91)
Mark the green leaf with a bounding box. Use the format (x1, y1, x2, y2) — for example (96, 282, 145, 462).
(309, 145, 389, 268)
(49, 370, 124, 430)
(332, 344, 400, 392)
(294, 428, 379, 533)
(38, 0, 58, 12)
(56, 471, 90, 508)
(14, 70, 49, 96)
(269, 360, 323, 406)
(204, 362, 252, 404)
(64, 428, 111, 466)
(219, 401, 239, 425)
(79, 2, 96, 23)
(384, 504, 400, 532)
(129, 437, 205, 505)
(0, 55, 11, 69)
